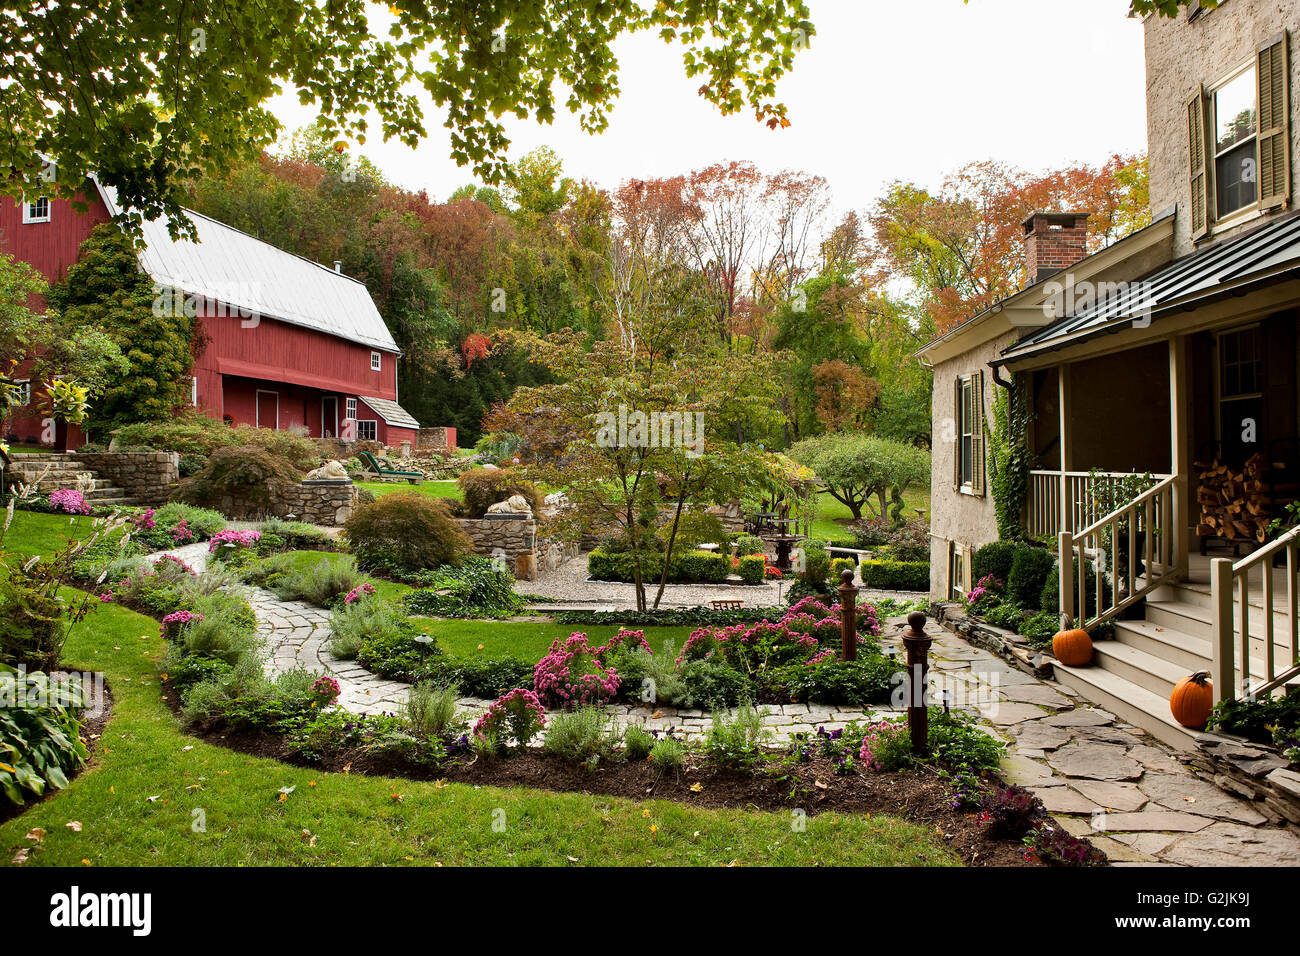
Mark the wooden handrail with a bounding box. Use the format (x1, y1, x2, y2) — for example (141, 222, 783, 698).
(1059, 475, 1178, 632)
(1213, 523, 1300, 705)
(1074, 475, 1175, 541)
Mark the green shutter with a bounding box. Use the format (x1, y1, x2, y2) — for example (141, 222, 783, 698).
(970, 370, 986, 496)
(1188, 88, 1210, 239)
(1258, 33, 1291, 211)
(953, 376, 962, 490)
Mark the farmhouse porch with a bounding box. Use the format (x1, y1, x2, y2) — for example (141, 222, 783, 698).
(999, 211, 1300, 747)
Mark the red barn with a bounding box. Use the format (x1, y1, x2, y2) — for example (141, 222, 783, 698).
(1, 179, 420, 448)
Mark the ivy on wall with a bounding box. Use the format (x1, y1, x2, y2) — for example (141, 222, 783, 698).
(986, 374, 1032, 542)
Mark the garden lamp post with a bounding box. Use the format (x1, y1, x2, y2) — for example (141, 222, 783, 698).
(902, 610, 932, 755)
(837, 568, 858, 662)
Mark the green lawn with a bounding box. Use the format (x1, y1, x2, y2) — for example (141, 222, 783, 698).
(0, 510, 103, 560)
(809, 486, 930, 542)
(416, 619, 694, 663)
(357, 480, 462, 500)
(0, 596, 957, 867)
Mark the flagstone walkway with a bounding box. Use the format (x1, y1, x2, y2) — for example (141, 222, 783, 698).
(151, 542, 1300, 866)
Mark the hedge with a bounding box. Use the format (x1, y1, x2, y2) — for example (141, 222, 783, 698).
(859, 560, 929, 591)
(587, 547, 730, 584)
(972, 541, 1018, 586)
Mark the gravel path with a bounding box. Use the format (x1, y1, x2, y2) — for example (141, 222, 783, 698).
(517, 551, 923, 609)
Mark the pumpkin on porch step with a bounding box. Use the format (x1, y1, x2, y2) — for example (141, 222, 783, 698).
(1170, 672, 1213, 730)
(1051, 614, 1093, 666)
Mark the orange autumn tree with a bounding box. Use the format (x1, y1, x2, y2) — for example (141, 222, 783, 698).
(870, 155, 1150, 334)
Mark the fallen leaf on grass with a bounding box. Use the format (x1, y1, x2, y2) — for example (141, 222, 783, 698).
(24, 828, 45, 843)
(12, 848, 29, 865)
(689, 782, 703, 793)
(65, 821, 82, 832)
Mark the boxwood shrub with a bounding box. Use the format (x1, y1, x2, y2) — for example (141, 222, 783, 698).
(737, 554, 766, 584)
(859, 559, 929, 591)
(587, 547, 730, 584)
(972, 541, 1018, 586)
(1007, 546, 1056, 609)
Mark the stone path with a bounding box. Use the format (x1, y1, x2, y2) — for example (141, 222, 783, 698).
(153, 542, 1300, 865)
(901, 617, 1300, 867)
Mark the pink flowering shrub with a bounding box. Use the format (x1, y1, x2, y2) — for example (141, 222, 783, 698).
(134, 509, 157, 531)
(344, 582, 377, 605)
(311, 675, 341, 706)
(50, 488, 91, 515)
(677, 598, 882, 673)
(856, 719, 902, 771)
(156, 553, 196, 577)
(170, 518, 195, 544)
(160, 609, 204, 640)
(533, 632, 621, 707)
(473, 688, 547, 751)
(208, 528, 261, 554)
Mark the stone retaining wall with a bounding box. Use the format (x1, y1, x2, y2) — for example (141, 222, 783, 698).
(457, 517, 538, 579)
(75, 452, 179, 506)
(218, 481, 359, 526)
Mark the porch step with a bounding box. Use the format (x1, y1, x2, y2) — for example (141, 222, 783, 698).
(1112, 618, 1213, 672)
(1090, 638, 1192, 697)
(1050, 661, 1207, 751)
(1146, 597, 1298, 663)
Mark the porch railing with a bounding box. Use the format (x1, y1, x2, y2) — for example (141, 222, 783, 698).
(1210, 526, 1300, 705)
(1058, 475, 1178, 631)
(1029, 470, 1169, 539)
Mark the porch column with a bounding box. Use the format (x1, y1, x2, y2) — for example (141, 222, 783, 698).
(1169, 337, 1190, 577)
(1058, 363, 1071, 534)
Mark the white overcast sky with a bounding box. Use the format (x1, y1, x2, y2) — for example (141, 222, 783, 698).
(268, 0, 1149, 215)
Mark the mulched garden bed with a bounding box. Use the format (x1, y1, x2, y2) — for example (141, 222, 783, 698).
(0, 682, 115, 829)
(175, 704, 1069, 867)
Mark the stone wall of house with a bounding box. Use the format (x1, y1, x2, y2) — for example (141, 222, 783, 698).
(217, 482, 358, 526)
(1145, 2, 1300, 258)
(928, 330, 1018, 601)
(75, 452, 179, 506)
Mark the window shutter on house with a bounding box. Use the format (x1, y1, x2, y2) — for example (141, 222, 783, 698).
(952, 376, 961, 490)
(970, 370, 986, 496)
(1187, 88, 1210, 239)
(1257, 33, 1292, 211)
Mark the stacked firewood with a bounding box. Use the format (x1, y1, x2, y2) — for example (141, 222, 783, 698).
(1196, 453, 1271, 542)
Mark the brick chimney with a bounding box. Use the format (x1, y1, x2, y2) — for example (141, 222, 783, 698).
(1022, 211, 1090, 285)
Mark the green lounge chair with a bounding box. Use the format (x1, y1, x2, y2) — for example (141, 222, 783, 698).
(359, 450, 423, 484)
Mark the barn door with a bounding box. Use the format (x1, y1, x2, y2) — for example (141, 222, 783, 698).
(256, 390, 279, 430)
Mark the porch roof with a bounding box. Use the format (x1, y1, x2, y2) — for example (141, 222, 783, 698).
(359, 396, 419, 429)
(995, 210, 1300, 365)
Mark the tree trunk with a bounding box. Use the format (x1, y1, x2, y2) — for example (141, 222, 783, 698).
(653, 478, 691, 610)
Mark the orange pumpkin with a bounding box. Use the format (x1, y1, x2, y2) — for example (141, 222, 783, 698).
(1052, 614, 1093, 666)
(1170, 671, 1214, 729)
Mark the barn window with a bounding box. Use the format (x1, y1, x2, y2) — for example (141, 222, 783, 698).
(22, 197, 50, 223)
(357, 420, 378, 441)
(346, 397, 357, 420)
(370, 351, 381, 371)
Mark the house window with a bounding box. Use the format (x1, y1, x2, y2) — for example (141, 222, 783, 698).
(1211, 65, 1259, 218)
(954, 371, 985, 495)
(22, 197, 50, 223)
(1217, 325, 1263, 465)
(346, 397, 357, 420)
(357, 420, 378, 442)
(8, 380, 32, 407)
(1189, 33, 1291, 237)
(949, 543, 968, 601)
(370, 351, 381, 372)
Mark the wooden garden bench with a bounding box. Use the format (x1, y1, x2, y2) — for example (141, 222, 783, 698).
(710, 599, 743, 610)
(358, 450, 422, 484)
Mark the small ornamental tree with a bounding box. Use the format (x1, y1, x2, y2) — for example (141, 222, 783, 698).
(788, 431, 929, 522)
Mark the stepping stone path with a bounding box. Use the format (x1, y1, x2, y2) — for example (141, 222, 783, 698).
(151, 543, 1300, 866)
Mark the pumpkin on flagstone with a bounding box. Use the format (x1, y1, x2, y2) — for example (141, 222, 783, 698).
(1170, 671, 1214, 729)
(1052, 614, 1093, 666)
